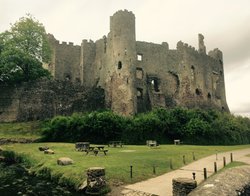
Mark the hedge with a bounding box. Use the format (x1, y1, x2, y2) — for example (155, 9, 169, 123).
(41, 108, 250, 145)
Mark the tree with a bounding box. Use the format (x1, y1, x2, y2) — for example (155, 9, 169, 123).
(0, 14, 51, 83)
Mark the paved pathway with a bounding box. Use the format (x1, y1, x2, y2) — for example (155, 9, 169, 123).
(123, 148, 250, 196)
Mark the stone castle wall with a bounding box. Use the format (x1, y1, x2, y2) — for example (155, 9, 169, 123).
(0, 10, 229, 120)
(0, 80, 105, 122)
(43, 9, 229, 116)
(47, 35, 81, 83)
(133, 39, 228, 112)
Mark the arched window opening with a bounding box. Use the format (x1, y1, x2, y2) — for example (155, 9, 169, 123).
(195, 88, 202, 96)
(151, 79, 160, 92)
(65, 74, 71, 81)
(191, 65, 195, 80)
(118, 61, 122, 69)
(137, 88, 143, 98)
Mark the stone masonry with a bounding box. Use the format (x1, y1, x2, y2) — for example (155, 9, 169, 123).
(189, 166, 250, 196)
(45, 9, 229, 116)
(32, 10, 229, 115)
(0, 80, 105, 122)
(0, 10, 229, 121)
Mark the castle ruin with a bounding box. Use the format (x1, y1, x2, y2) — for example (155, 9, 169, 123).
(45, 10, 229, 115)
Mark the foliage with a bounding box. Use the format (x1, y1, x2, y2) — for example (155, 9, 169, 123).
(42, 111, 126, 144)
(41, 108, 250, 145)
(0, 14, 51, 83)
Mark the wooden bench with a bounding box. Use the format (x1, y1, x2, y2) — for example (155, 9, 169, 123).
(174, 139, 183, 145)
(146, 140, 159, 147)
(108, 141, 123, 147)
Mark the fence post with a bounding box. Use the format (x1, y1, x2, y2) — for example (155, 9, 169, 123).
(203, 168, 207, 180)
(153, 165, 156, 174)
(192, 152, 195, 160)
(192, 172, 196, 180)
(230, 153, 233, 162)
(223, 157, 226, 167)
(130, 165, 133, 179)
(170, 159, 173, 170)
(214, 162, 217, 173)
(183, 155, 186, 165)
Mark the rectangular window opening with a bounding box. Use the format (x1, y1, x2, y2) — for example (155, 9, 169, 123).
(136, 67, 143, 79)
(137, 54, 143, 61)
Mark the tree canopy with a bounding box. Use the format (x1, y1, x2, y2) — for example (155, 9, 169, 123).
(0, 14, 51, 84)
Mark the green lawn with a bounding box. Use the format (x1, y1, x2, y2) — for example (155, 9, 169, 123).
(0, 122, 42, 139)
(2, 143, 250, 188)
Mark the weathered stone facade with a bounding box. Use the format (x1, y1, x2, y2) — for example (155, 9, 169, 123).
(46, 10, 229, 115)
(0, 80, 105, 122)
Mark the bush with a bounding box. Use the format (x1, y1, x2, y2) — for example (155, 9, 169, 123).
(41, 108, 250, 145)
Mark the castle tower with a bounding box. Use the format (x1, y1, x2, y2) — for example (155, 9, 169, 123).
(208, 48, 229, 111)
(106, 10, 137, 115)
(198, 34, 206, 54)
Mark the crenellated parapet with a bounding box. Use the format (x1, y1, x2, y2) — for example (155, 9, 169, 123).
(45, 10, 229, 116)
(112, 9, 134, 18)
(177, 41, 198, 54)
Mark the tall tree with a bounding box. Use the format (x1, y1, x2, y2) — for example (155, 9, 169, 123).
(0, 14, 51, 83)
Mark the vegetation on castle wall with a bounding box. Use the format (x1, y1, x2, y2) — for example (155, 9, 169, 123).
(41, 108, 250, 145)
(0, 14, 51, 84)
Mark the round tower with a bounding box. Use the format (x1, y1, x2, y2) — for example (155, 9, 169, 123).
(107, 10, 137, 115)
(110, 10, 136, 58)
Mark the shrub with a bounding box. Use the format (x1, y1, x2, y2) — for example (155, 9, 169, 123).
(41, 108, 250, 145)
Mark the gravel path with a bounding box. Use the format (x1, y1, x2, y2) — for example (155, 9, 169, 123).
(122, 148, 250, 196)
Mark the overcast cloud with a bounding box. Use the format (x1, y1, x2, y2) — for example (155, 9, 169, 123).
(1, 0, 250, 116)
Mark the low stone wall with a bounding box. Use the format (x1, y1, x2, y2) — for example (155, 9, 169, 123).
(189, 166, 250, 196)
(0, 138, 36, 145)
(0, 79, 105, 122)
(86, 167, 107, 195)
(172, 178, 197, 196)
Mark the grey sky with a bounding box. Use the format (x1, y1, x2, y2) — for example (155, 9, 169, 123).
(1, 0, 250, 116)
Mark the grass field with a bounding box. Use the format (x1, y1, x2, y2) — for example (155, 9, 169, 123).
(0, 121, 42, 139)
(2, 143, 250, 188)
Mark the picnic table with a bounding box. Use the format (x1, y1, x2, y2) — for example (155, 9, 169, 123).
(108, 141, 123, 147)
(75, 142, 90, 151)
(84, 146, 108, 156)
(146, 140, 159, 147)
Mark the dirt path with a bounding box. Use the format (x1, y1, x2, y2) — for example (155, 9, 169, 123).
(121, 148, 250, 196)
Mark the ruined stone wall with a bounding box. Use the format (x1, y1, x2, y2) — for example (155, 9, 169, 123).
(0, 80, 105, 122)
(80, 39, 96, 87)
(95, 37, 108, 89)
(48, 34, 81, 83)
(43, 10, 229, 116)
(135, 41, 180, 111)
(135, 38, 229, 112)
